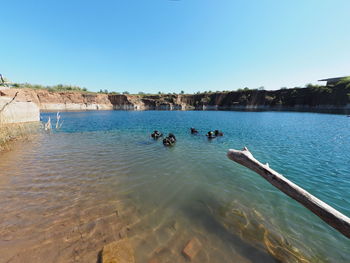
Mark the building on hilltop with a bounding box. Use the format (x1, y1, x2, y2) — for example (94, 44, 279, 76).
(318, 76, 349, 86)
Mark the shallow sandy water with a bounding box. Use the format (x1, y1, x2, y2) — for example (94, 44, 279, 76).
(0, 134, 275, 263)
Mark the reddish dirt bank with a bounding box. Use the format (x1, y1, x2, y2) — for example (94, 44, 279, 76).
(1, 84, 349, 113)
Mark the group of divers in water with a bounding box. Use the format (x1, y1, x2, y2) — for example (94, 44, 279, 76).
(151, 128, 224, 146)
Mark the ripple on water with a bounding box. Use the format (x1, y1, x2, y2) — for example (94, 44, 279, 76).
(0, 111, 349, 262)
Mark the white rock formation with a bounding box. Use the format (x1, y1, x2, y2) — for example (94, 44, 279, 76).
(0, 97, 40, 124)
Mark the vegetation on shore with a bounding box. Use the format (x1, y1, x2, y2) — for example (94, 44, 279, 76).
(0, 123, 40, 152)
(11, 83, 89, 93)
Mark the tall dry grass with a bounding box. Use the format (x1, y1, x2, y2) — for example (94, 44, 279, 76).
(0, 122, 41, 152)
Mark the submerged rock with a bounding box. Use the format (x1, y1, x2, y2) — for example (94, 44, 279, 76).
(102, 239, 135, 263)
(182, 237, 202, 261)
(118, 227, 128, 239)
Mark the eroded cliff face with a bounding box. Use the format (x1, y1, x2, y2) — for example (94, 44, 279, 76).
(0, 88, 113, 111)
(38, 90, 113, 110)
(109, 94, 190, 110)
(1, 86, 349, 113)
(0, 89, 191, 111)
(32, 90, 189, 111)
(178, 87, 350, 113)
(0, 89, 40, 124)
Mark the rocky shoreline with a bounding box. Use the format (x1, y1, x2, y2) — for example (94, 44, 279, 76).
(1, 87, 349, 115)
(0, 85, 349, 148)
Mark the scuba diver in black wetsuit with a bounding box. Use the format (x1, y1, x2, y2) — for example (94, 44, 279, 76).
(206, 131, 216, 139)
(214, 130, 223, 136)
(151, 130, 163, 139)
(190, 127, 198, 134)
(163, 133, 176, 146)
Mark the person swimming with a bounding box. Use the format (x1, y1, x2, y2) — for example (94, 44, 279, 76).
(190, 127, 198, 134)
(214, 130, 223, 136)
(163, 133, 176, 146)
(151, 130, 163, 139)
(206, 131, 216, 139)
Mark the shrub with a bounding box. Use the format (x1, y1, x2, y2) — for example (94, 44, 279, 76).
(336, 76, 350, 86)
(309, 85, 332, 93)
(12, 83, 89, 92)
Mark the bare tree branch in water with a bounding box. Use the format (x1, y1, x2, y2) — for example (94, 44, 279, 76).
(227, 147, 350, 239)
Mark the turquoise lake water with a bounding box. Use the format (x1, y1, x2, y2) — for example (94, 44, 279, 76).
(0, 110, 349, 262)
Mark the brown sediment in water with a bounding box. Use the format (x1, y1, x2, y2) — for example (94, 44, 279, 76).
(0, 136, 134, 263)
(0, 180, 130, 262)
(210, 199, 323, 263)
(0, 130, 328, 263)
(0, 193, 320, 263)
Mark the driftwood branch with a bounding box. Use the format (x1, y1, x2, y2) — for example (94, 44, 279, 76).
(227, 147, 350, 239)
(0, 91, 18, 113)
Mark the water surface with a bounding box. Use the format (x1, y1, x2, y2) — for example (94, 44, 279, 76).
(0, 111, 349, 262)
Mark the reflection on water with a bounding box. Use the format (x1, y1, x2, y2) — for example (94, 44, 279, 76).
(0, 111, 349, 262)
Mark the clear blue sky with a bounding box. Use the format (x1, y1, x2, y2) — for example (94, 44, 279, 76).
(2, 0, 349, 93)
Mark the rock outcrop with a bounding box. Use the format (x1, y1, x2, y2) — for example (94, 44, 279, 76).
(0, 89, 41, 149)
(0, 88, 113, 111)
(109, 94, 190, 110)
(0, 89, 191, 111)
(0, 90, 40, 124)
(101, 239, 135, 263)
(1, 83, 349, 114)
(177, 86, 350, 113)
(182, 238, 202, 261)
